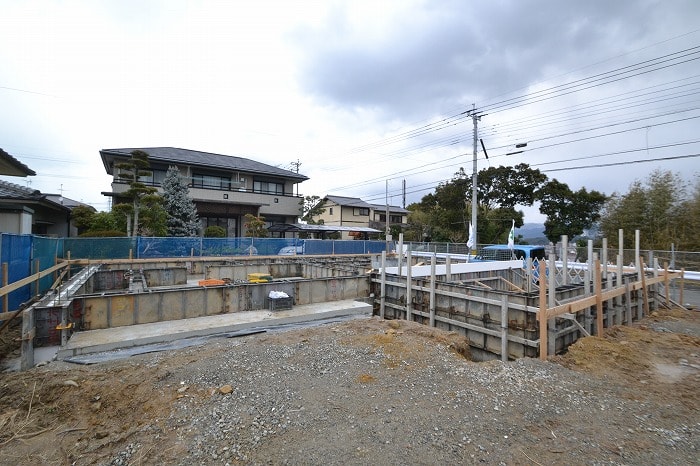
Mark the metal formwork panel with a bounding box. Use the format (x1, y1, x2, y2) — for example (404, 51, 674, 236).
(110, 295, 136, 328)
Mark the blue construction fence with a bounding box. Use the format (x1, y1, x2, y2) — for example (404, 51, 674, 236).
(0, 234, 391, 312)
(61, 237, 390, 259)
(0, 234, 63, 313)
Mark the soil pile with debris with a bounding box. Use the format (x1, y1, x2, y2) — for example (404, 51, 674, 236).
(0, 308, 698, 465)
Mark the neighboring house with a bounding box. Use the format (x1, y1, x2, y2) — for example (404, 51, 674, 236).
(0, 148, 36, 177)
(100, 147, 309, 237)
(0, 148, 82, 236)
(0, 180, 82, 236)
(311, 195, 409, 239)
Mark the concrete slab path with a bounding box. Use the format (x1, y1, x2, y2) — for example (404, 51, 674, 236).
(57, 299, 373, 360)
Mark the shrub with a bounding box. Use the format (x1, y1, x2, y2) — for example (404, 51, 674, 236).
(79, 230, 127, 237)
(204, 226, 226, 238)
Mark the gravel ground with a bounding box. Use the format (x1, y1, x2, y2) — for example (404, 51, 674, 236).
(0, 310, 698, 465)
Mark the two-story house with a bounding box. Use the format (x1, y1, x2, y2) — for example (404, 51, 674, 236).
(311, 195, 409, 239)
(100, 147, 308, 237)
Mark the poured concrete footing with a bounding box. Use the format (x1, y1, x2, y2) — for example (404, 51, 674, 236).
(56, 299, 372, 360)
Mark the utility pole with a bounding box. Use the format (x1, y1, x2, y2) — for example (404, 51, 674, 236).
(385, 180, 391, 252)
(470, 104, 480, 253)
(402, 179, 406, 209)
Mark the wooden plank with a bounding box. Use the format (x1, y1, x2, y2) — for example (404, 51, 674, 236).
(0, 261, 72, 298)
(472, 280, 493, 290)
(500, 277, 525, 293)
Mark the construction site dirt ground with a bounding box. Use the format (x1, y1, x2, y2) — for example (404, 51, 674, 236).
(0, 305, 698, 465)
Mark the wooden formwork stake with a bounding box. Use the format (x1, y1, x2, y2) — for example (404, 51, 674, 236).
(538, 260, 547, 361)
(595, 259, 603, 337)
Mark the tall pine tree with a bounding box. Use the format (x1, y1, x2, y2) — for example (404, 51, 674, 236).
(162, 166, 200, 236)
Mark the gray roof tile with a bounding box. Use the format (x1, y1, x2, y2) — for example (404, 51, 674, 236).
(100, 147, 308, 181)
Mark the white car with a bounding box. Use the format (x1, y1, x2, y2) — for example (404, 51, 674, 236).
(278, 245, 303, 255)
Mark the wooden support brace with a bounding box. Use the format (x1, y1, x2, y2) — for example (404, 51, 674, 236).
(561, 313, 591, 337)
(472, 280, 493, 290)
(500, 278, 525, 293)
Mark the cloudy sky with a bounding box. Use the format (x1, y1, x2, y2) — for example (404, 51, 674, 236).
(1, 0, 699, 222)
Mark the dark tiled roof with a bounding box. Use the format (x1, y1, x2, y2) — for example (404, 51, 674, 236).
(100, 147, 308, 181)
(368, 203, 409, 214)
(0, 180, 78, 211)
(0, 148, 36, 176)
(324, 195, 373, 208)
(0, 180, 43, 199)
(324, 195, 406, 212)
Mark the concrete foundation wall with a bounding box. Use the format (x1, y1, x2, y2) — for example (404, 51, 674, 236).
(76, 275, 369, 330)
(373, 271, 652, 361)
(82, 268, 188, 293)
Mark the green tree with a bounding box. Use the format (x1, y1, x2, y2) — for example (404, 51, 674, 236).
(70, 205, 97, 234)
(138, 194, 167, 236)
(71, 205, 127, 236)
(478, 163, 547, 210)
(162, 166, 199, 236)
(115, 150, 158, 236)
(243, 213, 268, 237)
(301, 195, 326, 223)
(538, 180, 607, 243)
(599, 169, 691, 250)
(408, 164, 544, 243)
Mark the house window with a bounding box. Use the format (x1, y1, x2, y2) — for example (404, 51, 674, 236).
(192, 173, 232, 190)
(353, 207, 369, 216)
(140, 169, 168, 186)
(253, 179, 284, 195)
(202, 217, 236, 236)
(390, 215, 403, 223)
(329, 207, 333, 215)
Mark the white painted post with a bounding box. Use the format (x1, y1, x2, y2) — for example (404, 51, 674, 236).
(380, 251, 386, 319)
(548, 253, 556, 308)
(445, 256, 452, 282)
(397, 233, 404, 278)
(602, 238, 608, 279)
(561, 235, 568, 286)
(635, 229, 641, 281)
(500, 294, 508, 362)
(429, 255, 436, 327)
(548, 253, 556, 356)
(406, 249, 412, 321)
(653, 257, 659, 312)
(587, 240, 594, 294)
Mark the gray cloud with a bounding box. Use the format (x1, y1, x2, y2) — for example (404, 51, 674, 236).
(294, 0, 695, 119)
